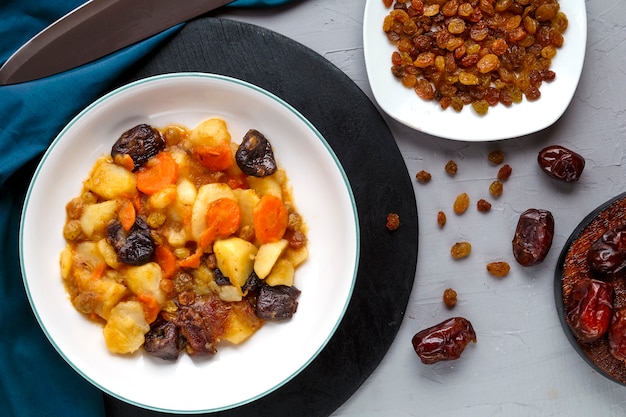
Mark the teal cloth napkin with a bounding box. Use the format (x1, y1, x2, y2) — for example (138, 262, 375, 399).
(0, 1, 293, 416)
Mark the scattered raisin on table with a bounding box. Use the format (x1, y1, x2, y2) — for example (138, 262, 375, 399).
(451, 242, 472, 259)
(445, 160, 458, 176)
(477, 199, 492, 212)
(437, 211, 447, 228)
(386, 213, 400, 231)
(453, 192, 470, 214)
(498, 164, 513, 181)
(486, 261, 511, 278)
(488, 150, 505, 165)
(489, 180, 503, 197)
(443, 288, 458, 308)
(416, 170, 432, 183)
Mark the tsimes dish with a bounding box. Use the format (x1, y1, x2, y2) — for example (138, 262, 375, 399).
(20, 73, 359, 413)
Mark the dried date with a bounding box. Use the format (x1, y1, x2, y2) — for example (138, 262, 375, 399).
(566, 279, 614, 343)
(411, 317, 477, 364)
(587, 224, 626, 275)
(609, 307, 626, 362)
(512, 208, 554, 267)
(537, 145, 585, 182)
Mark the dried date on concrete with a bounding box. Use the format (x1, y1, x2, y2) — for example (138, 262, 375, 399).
(411, 317, 477, 364)
(512, 208, 554, 267)
(537, 145, 585, 182)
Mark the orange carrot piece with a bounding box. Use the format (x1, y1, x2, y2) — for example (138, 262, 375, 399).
(119, 200, 136, 231)
(137, 293, 160, 324)
(253, 194, 288, 244)
(136, 151, 178, 195)
(194, 142, 234, 172)
(226, 172, 248, 190)
(206, 198, 241, 237)
(178, 246, 204, 269)
(113, 153, 135, 172)
(199, 198, 241, 249)
(155, 245, 177, 279)
(90, 262, 107, 280)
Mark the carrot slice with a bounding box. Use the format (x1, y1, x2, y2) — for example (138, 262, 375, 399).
(136, 151, 178, 195)
(194, 142, 234, 172)
(118, 200, 136, 231)
(90, 262, 107, 280)
(253, 194, 288, 244)
(113, 153, 135, 172)
(178, 245, 204, 269)
(137, 293, 160, 324)
(200, 198, 241, 248)
(155, 245, 177, 279)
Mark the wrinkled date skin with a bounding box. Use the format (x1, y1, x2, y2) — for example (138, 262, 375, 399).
(609, 307, 626, 362)
(512, 208, 554, 267)
(587, 224, 626, 275)
(537, 145, 585, 182)
(566, 279, 614, 343)
(411, 317, 477, 364)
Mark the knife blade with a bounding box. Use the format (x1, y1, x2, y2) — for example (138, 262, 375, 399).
(0, 0, 232, 85)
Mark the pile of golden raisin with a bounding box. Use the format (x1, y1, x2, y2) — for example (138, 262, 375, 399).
(382, 0, 568, 114)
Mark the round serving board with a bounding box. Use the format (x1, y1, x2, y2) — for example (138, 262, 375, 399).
(105, 17, 418, 417)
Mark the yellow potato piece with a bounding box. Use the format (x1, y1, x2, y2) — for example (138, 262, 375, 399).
(80, 200, 118, 238)
(265, 259, 295, 287)
(254, 239, 288, 279)
(213, 237, 258, 289)
(103, 301, 150, 354)
(188, 118, 231, 148)
(84, 157, 137, 200)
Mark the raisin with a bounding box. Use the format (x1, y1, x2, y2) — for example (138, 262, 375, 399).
(445, 160, 458, 176)
(386, 213, 401, 231)
(451, 242, 472, 259)
(437, 211, 447, 228)
(453, 192, 470, 214)
(511, 208, 554, 267)
(497, 164, 512, 181)
(411, 317, 477, 364)
(416, 170, 432, 183)
(489, 180, 503, 197)
(477, 199, 492, 212)
(488, 150, 505, 165)
(443, 288, 458, 308)
(486, 261, 510, 277)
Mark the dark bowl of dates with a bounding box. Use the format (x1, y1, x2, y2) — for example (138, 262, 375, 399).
(555, 191, 626, 385)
